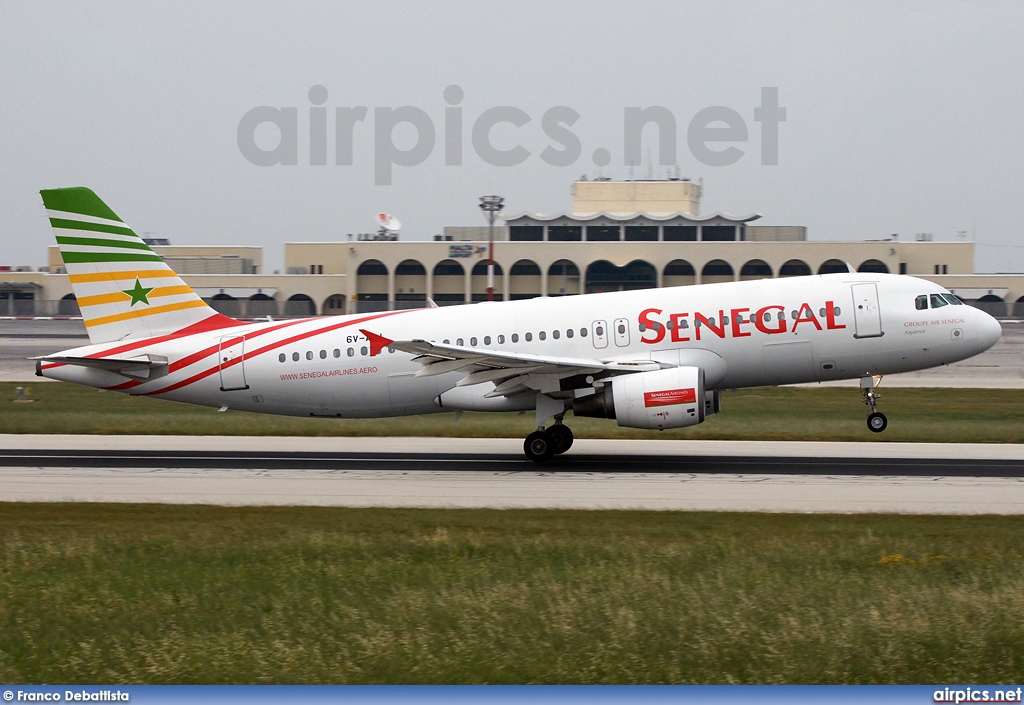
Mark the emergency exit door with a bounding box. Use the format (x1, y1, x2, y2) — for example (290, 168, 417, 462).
(218, 335, 249, 391)
(851, 283, 883, 339)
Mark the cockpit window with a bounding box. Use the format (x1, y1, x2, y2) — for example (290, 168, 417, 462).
(930, 294, 949, 308)
(942, 293, 964, 306)
(915, 295, 928, 310)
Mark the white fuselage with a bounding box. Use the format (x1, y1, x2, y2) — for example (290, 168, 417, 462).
(40, 273, 1002, 418)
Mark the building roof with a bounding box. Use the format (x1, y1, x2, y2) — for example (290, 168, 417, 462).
(503, 210, 762, 224)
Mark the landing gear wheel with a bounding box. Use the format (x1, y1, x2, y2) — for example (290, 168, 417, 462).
(867, 412, 888, 433)
(524, 431, 554, 462)
(546, 425, 574, 455)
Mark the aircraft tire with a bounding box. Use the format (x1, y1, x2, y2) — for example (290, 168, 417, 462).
(524, 431, 554, 462)
(547, 425, 574, 454)
(867, 412, 888, 433)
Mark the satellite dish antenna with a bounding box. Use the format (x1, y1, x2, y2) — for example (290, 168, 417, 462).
(376, 212, 401, 232)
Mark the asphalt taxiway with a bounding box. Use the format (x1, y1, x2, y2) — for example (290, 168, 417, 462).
(1, 436, 1022, 514)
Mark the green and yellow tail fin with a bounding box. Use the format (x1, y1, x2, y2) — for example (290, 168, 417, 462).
(41, 187, 235, 344)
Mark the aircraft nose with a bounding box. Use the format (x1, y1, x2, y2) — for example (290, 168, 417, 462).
(976, 309, 1002, 351)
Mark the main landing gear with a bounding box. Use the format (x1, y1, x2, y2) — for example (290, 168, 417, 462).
(861, 375, 888, 433)
(523, 394, 574, 462)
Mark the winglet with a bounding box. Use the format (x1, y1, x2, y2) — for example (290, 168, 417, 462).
(360, 329, 394, 356)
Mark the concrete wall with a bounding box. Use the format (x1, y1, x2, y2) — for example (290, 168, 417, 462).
(572, 179, 702, 215)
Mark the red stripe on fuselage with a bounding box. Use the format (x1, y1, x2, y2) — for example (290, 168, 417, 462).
(103, 317, 312, 391)
(87, 313, 244, 361)
(137, 310, 410, 397)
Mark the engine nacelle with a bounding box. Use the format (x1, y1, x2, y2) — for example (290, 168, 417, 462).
(573, 366, 706, 430)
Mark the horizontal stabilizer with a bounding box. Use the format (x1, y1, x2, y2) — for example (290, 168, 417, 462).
(33, 354, 169, 381)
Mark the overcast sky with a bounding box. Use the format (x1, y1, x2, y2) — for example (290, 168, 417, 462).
(2, 1, 1022, 273)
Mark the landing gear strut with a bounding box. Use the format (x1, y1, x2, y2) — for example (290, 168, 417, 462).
(523, 395, 573, 462)
(860, 375, 888, 433)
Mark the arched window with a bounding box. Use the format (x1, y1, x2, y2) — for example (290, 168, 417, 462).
(547, 260, 580, 296)
(857, 259, 889, 274)
(208, 293, 241, 317)
(740, 259, 773, 280)
(284, 294, 316, 317)
(585, 260, 657, 294)
(701, 259, 734, 283)
(779, 260, 812, 277)
(356, 260, 388, 312)
(432, 259, 465, 306)
(509, 260, 541, 300)
(58, 293, 79, 316)
(818, 259, 848, 275)
(663, 259, 696, 287)
(322, 294, 347, 315)
(248, 293, 276, 317)
(394, 260, 426, 307)
(471, 259, 505, 302)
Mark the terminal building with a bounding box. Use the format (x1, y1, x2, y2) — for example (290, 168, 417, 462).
(3, 178, 1022, 319)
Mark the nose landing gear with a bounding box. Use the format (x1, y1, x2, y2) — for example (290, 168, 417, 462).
(860, 375, 887, 433)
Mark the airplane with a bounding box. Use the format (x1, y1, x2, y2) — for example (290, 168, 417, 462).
(33, 187, 1003, 462)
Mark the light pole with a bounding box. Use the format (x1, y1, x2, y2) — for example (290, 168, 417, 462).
(478, 195, 504, 302)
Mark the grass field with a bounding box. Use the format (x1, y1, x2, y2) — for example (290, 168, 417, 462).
(0, 504, 1022, 684)
(3, 382, 1024, 442)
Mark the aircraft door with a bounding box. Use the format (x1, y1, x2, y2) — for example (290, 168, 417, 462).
(218, 335, 249, 391)
(851, 283, 884, 338)
(613, 317, 630, 347)
(591, 320, 609, 349)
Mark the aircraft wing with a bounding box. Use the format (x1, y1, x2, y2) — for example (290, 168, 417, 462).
(361, 329, 661, 398)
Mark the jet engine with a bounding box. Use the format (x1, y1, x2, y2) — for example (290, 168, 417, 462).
(573, 366, 706, 430)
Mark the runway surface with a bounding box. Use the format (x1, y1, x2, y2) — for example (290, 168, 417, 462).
(3, 318, 1024, 387)
(2, 436, 1023, 514)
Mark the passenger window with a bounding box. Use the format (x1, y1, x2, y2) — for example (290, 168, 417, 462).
(539, 331, 546, 340)
(834, 307, 841, 316)
(595, 326, 603, 336)
(457, 338, 464, 346)
(915, 295, 928, 310)
(443, 339, 450, 345)
(777, 311, 785, 321)
(617, 323, 626, 334)
(320, 350, 327, 359)
(553, 330, 560, 339)
(347, 348, 354, 357)
(279, 354, 286, 363)
(566, 329, 573, 338)
(484, 336, 491, 345)
(680, 319, 688, 329)
(292, 352, 300, 362)
(333, 349, 340, 358)
(525, 332, 533, 342)
(470, 337, 477, 346)
(638, 323, 646, 332)
(361, 346, 368, 356)
(306, 351, 313, 360)
(930, 294, 948, 308)
(498, 335, 505, 343)
(512, 333, 519, 343)
(580, 328, 588, 337)
(942, 293, 963, 306)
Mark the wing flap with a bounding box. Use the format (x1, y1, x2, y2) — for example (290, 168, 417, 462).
(383, 337, 663, 396)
